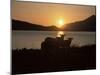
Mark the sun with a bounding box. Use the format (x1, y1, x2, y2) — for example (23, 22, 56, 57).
(58, 19, 64, 28)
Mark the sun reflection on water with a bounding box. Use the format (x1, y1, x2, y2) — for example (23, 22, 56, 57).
(57, 31, 64, 37)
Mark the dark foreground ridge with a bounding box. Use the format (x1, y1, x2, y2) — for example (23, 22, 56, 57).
(12, 44, 96, 74)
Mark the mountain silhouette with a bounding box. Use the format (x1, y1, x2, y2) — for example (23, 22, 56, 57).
(12, 15, 96, 31)
(12, 20, 59, 31)
(62, 15, 96, 31)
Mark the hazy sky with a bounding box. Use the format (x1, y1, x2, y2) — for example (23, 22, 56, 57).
(12, 0, 96, 27)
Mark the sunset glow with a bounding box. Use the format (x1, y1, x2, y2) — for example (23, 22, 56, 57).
(57, 19, 64, 28)
(12, 1, 96, 27)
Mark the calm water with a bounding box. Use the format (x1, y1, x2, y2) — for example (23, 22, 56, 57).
(12, 31, 96, 49)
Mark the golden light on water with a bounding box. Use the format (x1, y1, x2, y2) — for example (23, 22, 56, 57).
(57, 31, 64, 37)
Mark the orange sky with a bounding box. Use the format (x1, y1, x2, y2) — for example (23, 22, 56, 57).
(12, 0, 96, 27)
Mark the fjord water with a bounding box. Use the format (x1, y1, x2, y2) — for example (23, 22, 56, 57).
(12, 31, 96, 49)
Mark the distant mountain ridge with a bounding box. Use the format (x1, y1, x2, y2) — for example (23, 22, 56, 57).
(62, 15, 96, 31)
(12, 20, 59, 31)
(12, 15, 96, 31)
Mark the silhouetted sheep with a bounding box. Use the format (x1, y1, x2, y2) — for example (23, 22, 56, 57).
(41, 34, 73, 56)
